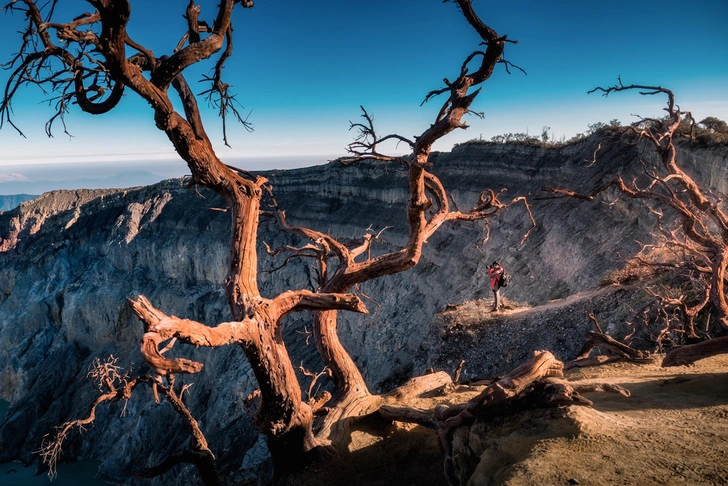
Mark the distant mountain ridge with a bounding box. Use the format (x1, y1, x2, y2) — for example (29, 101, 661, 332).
(0, 194, 36, 212)
(0, 170, 167, 197)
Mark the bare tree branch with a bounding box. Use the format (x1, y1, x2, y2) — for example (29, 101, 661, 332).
(548, 80, 728, 364)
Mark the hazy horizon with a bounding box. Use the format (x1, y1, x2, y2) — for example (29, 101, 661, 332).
(0, 154, 339, 196)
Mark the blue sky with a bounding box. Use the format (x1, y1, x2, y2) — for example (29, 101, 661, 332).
(0, 0, 726, 192)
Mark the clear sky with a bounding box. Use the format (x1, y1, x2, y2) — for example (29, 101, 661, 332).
(0, 0, 726, 191)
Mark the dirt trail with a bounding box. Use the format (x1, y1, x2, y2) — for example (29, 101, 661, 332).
(500, 285, 623, 318)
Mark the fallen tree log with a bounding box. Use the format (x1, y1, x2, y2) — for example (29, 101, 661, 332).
(662, 335, 728, 367)
(566, 329, 653, 370)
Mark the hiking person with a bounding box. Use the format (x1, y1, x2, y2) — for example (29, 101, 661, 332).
(487, 261, 504, 311)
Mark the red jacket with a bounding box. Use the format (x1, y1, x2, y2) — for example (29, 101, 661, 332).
(487, 266, 503, 289)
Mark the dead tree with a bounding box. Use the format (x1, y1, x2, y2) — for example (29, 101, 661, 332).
(545, 79, 728, 367)
(261, 0, 536, 444)
(622, 281, 710, 352)
(38, 356, 222, 484)
(558, 313, 653, 370)
(2, 0, 534, 482)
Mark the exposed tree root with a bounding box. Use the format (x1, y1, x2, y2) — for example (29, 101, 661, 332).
(662, 335, 728, 366)
(559, 380, 631, 397)
(136, 449, 220, 486)
(377, 351, 611, 485)
(315, 371, 454, 447)
(566, 329, 654, 370)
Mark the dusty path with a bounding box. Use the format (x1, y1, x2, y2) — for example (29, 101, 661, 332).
(296, 286, 728, 485)
(499, 284, 625, 318)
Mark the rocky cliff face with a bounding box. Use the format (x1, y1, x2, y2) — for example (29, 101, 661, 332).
(0, 137, 726, 484)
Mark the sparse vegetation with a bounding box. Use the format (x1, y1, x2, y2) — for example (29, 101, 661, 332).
(458, 114, 728, 149)
(455, 118, 627, 148)
(692, 116, 728, 144)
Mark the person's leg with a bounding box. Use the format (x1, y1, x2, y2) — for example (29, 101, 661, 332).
(494, 288, 501, 311)
(492, 288, 499, 311)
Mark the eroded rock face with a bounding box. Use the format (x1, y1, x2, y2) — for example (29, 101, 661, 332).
(0, 138, 726, 483)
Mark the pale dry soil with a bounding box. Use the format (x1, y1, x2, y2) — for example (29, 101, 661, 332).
(495, 355, 728, 486)
(295, 354, 728, 486)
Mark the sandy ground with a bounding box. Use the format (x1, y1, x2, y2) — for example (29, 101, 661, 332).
(294, 354, 728, 486)
(498, 355, 728, 486)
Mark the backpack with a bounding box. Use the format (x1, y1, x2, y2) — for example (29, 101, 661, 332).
(500, 272, 511, 288)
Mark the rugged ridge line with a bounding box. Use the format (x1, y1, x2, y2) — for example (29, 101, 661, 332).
(1, 137, 726, 484)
